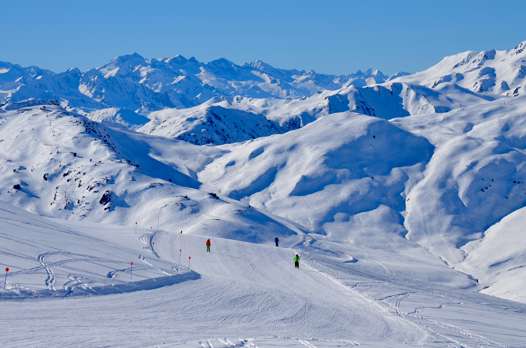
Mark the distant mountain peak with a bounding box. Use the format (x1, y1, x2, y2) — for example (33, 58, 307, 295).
(512, 40, 526, 54)
(162, 54, 189, 64)
(5, 40, 525, 116)
(207, 57, 236, 67)
(245, 59, 276, 70)
(108, 52, 146, 67)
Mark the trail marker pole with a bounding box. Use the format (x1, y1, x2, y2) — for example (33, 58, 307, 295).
(4, 267, 10, 289)
(188, 256, 192, 270)
(178, 249, 182, 268)
(178, 230, 183, 267)
(130, 261, 134, 281)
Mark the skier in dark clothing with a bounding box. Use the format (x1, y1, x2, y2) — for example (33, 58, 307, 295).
(274, 237, 279, 247)
(293, 253, 300, 269)
(206, 238, 211, 253)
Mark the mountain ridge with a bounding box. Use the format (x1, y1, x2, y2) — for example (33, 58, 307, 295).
(0, 54, 391, 112)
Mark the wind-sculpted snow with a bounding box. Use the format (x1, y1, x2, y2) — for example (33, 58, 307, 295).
(398, 96, 526, 267)
(200, 112, 434, 236)
(458, 207, 526, 303)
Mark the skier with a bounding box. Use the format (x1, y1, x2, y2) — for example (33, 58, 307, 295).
(293, 253, 300, 269)
(274, 237, 279, 247)
(206, 238, 211, 253)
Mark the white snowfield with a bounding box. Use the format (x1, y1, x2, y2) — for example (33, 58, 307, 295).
(1, 203, 526, 347)
(2, 98, 526, 346)
(392, 41, 526, 97)
(2, 40, 526, 347)
(0, 105, 299, 244)
(0, 203, 198, 299)
(2, 100, 526, 345)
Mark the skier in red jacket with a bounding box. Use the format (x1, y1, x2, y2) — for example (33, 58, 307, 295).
(206, 238, 211, 253)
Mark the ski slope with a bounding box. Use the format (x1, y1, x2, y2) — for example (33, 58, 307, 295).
(2, 40, 526, 347)
(0, 203, 198, 299)
(1, 203, 526, 347)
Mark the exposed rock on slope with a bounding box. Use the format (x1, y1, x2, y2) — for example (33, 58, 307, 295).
(0, 105, 300, 242)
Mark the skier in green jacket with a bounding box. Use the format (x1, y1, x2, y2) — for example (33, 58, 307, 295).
(293, 253, 300, 269)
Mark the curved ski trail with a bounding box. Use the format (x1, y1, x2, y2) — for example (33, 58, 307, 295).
(150, 232, 431, 347)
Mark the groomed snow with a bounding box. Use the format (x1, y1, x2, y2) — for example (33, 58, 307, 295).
(1, 203, 526, 347)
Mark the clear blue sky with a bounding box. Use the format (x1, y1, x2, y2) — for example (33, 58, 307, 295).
(2, 0, 525, 75)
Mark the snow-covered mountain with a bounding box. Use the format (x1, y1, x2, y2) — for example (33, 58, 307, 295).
(393, 41, 526, 97)
(4, 41, 526, 146)
(195, 95, 526, 302)
(397, 96, 526, 264)
(3, 41, 526, 347)
(199, 112, 434, 236)
(0, 105, 299, 243)
(0, 62, 97, 109)
(141, 102, 284, 145)
(0, 54, 388, 112)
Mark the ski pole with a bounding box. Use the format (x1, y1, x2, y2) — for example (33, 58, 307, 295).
(179, 230, 183, 266)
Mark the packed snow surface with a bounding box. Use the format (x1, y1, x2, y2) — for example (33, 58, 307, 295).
(1, 202, 526, 347)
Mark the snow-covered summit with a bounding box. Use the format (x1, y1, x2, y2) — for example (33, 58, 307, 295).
(4, 41, 526, 147)
(0, 54, 390, 112)
(392, 39, 526, 97)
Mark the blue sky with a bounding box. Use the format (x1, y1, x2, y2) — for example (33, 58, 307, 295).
(2, 0, 525, 74)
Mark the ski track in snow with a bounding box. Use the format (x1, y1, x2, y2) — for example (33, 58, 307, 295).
(300, 258, 433, 346)
(193, 337, 360, 348)
(37, 251, 57, 291)
(1, 187, 526, 346)
(298, 339, 318, 348)
(149, 232, 419, 346)
(0, 206, 199, 300)
(302, 253, 514, 348)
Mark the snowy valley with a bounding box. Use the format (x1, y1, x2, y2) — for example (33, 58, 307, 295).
(1, 40, 526, 347)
